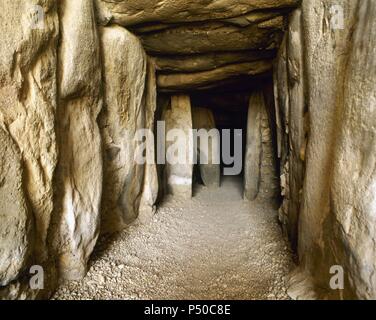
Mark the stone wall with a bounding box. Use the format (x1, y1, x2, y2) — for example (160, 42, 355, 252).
(274, 8, 306, 251)
(244, 90, 279, 201)
(275, 0, 376, 299)
(0, 0, 158, 298)
(0, 0, 59, 299)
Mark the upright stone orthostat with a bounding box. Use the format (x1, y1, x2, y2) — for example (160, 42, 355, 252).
(139, 59, 159, 223)
(164, 95, 194, 199)
(244, 92, 263, 201)
(244, 91, 278, 201)
(274, 8, 305, 251)
(99, 25, 147, 232)
(54, 0, 104, 281)
(192, 107, 220, 188)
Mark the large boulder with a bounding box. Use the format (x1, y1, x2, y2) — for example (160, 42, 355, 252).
(130, 10, 284, 34)
(157, 60, 273, 91)
(0, 0, 59, 297)
(244, 91, 278, 201)
(155, 50, 276, 73)
(139, 20, 284, 55)
(164, 95, 194, 199)
(95, 0, 299, 26)
(53, 0, 103, 281)
(99, 25, 147, 232)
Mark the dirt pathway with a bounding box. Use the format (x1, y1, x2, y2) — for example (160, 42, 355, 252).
(53, 177, 294, 300)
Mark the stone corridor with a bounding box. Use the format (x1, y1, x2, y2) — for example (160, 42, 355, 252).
(1, 0, 375, 300)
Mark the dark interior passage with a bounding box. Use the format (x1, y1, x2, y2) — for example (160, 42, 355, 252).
(191, 90, 249, 179)
(189, 81, 280, 203)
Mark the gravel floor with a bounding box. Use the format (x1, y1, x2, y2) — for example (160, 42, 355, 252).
(53, 176, 295, 300)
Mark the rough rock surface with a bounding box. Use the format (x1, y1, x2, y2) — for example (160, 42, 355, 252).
(155, 50, 276, 73)
(291, 3, 359, 297)
(99, 25, 147, 233)
(158, 60, 273, 91)
(53, 0, 103, 281)
(164, 95, 194, 199)
(53, 177, 294, 300)
(95, 0, 299, 26)
(192, 107, 220, 188)
(244, 92, 263, 201)
(258, 102, 279, 200)
(0, 128, 31, 286)
(106, 1, 299, 92)
(0, 0, 59, 297)
(0, 0, 58, 262)
(140, 21, 284, 55)
(275, 0, 376, 299)
(244, 91, 279, 202)
(329, 0, 376, 299)
(113, 10, 287, 36)
(274, 35, 291, 238)
(274, 9, 305, 250)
